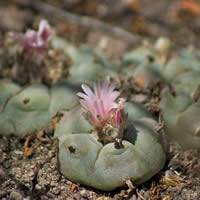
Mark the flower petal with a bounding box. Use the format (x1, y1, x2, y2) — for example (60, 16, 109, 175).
(80, 99, 89, 110)
(77, 77, 124, 129)
(94, 81, 101, 98)
(81, 84, 95, 98)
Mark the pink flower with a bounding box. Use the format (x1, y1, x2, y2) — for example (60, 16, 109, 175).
(77, 77, 124, 129)
(14, 20, 52, 55)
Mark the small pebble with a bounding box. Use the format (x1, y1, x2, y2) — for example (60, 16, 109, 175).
(80, 189, 87, 197)
(130, 195, 137, 200)
(9, 191, 22, 200)
(0, 191, 6, 199)
(74, 192, 81, 200)
(113, 194, 120, 200)
(35, 184, 42, 190)
(96, 197, 110, 200)
(132, 94, 148, 104)
(51, 187, 60, 195)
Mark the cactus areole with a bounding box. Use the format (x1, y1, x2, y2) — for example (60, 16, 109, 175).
(77, 77, 127, 144)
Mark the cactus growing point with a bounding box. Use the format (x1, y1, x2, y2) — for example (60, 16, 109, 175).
(77, 77, 126, 143)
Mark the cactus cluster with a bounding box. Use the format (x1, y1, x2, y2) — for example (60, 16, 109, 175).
(121, 37, 200, 149)
(0, 81, 79, 136)
(0, 32, 199, 191)
(51, 37, 114, 85)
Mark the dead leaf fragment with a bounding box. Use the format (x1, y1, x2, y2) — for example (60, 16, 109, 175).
(160, 175, 183, 186)
(162, 195, 172, 200)
(181, 0, 200, 15)
(135, 77, 144, 87)
(71, 183, 78, 192)
(24, 147, 34, 157)
(24, 134, 33, 157)
(126, 0, 141, 12)
(131, 15, 146, 33)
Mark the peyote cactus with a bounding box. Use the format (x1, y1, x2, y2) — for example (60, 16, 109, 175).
(121, 39, 168, 88)
(0, 31, 118, 136)
(163, 50, 200, 95)
(51, 37, 115, 85)
(156, 46, 200, 148)
(120, 38, 200, 149)
(0, 84, 51, 136)
(0, 81, 79, 136)
(56, 77, 166, 191)
(0, 81, 20, 105)
(2, 33, 200, 191)
(159, 88, 200, 149)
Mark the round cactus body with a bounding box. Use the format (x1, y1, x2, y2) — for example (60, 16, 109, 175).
(0, 84, 51, 136)
(49, 81, 79, 115)
(121, 46, 165, 87)
(68, 47, 112, 84)
(54, 106, 93, 138)
(175, 102, 200, 148)
(133, 62, 164, 87)
(173, 71, 200, 95)
(0, 81, 79, 136)
(57, 101, 166, 191)
(121, 46, 154, 68)
(164, 57, 190, 81)
(58, 117, 165, 191)
(164, 52, 200, 95)
(52, 37, 116, 85)
(123, 102, 153, 121)
(0, 81, 20, 105)
(160, 88, 200, 149)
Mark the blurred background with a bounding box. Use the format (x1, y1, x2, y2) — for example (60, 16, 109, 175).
(1, 0, 200, 49)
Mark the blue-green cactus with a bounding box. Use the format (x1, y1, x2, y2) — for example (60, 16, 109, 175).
(159, 88, 200, 149)
(121, 42, 167, 87)
(3, 35, 200, 191)
(55, 106, 93, 137)
(49, 81, 79, 115)
(57, 106, 165, 191)
(0, 34, 117, 136)
(0, 81, 79, 136)
(120, 38, 200, 149)
(123, 102, 153, 121)
(164, 50, 200, 95)
(56, 79, 166, 191)
(0, 84, 51, 136)
(0, 81, 20, 105)
(51, 37, 115, 84)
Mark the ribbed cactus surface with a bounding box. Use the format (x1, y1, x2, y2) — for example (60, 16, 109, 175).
(1, 36, 200, 191)
(57, 103, 166, 191)
(0, 81, 79, 136)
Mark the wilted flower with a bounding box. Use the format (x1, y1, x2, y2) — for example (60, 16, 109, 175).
(77, 77, 125, 129)
(14, 20, 52, 55)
